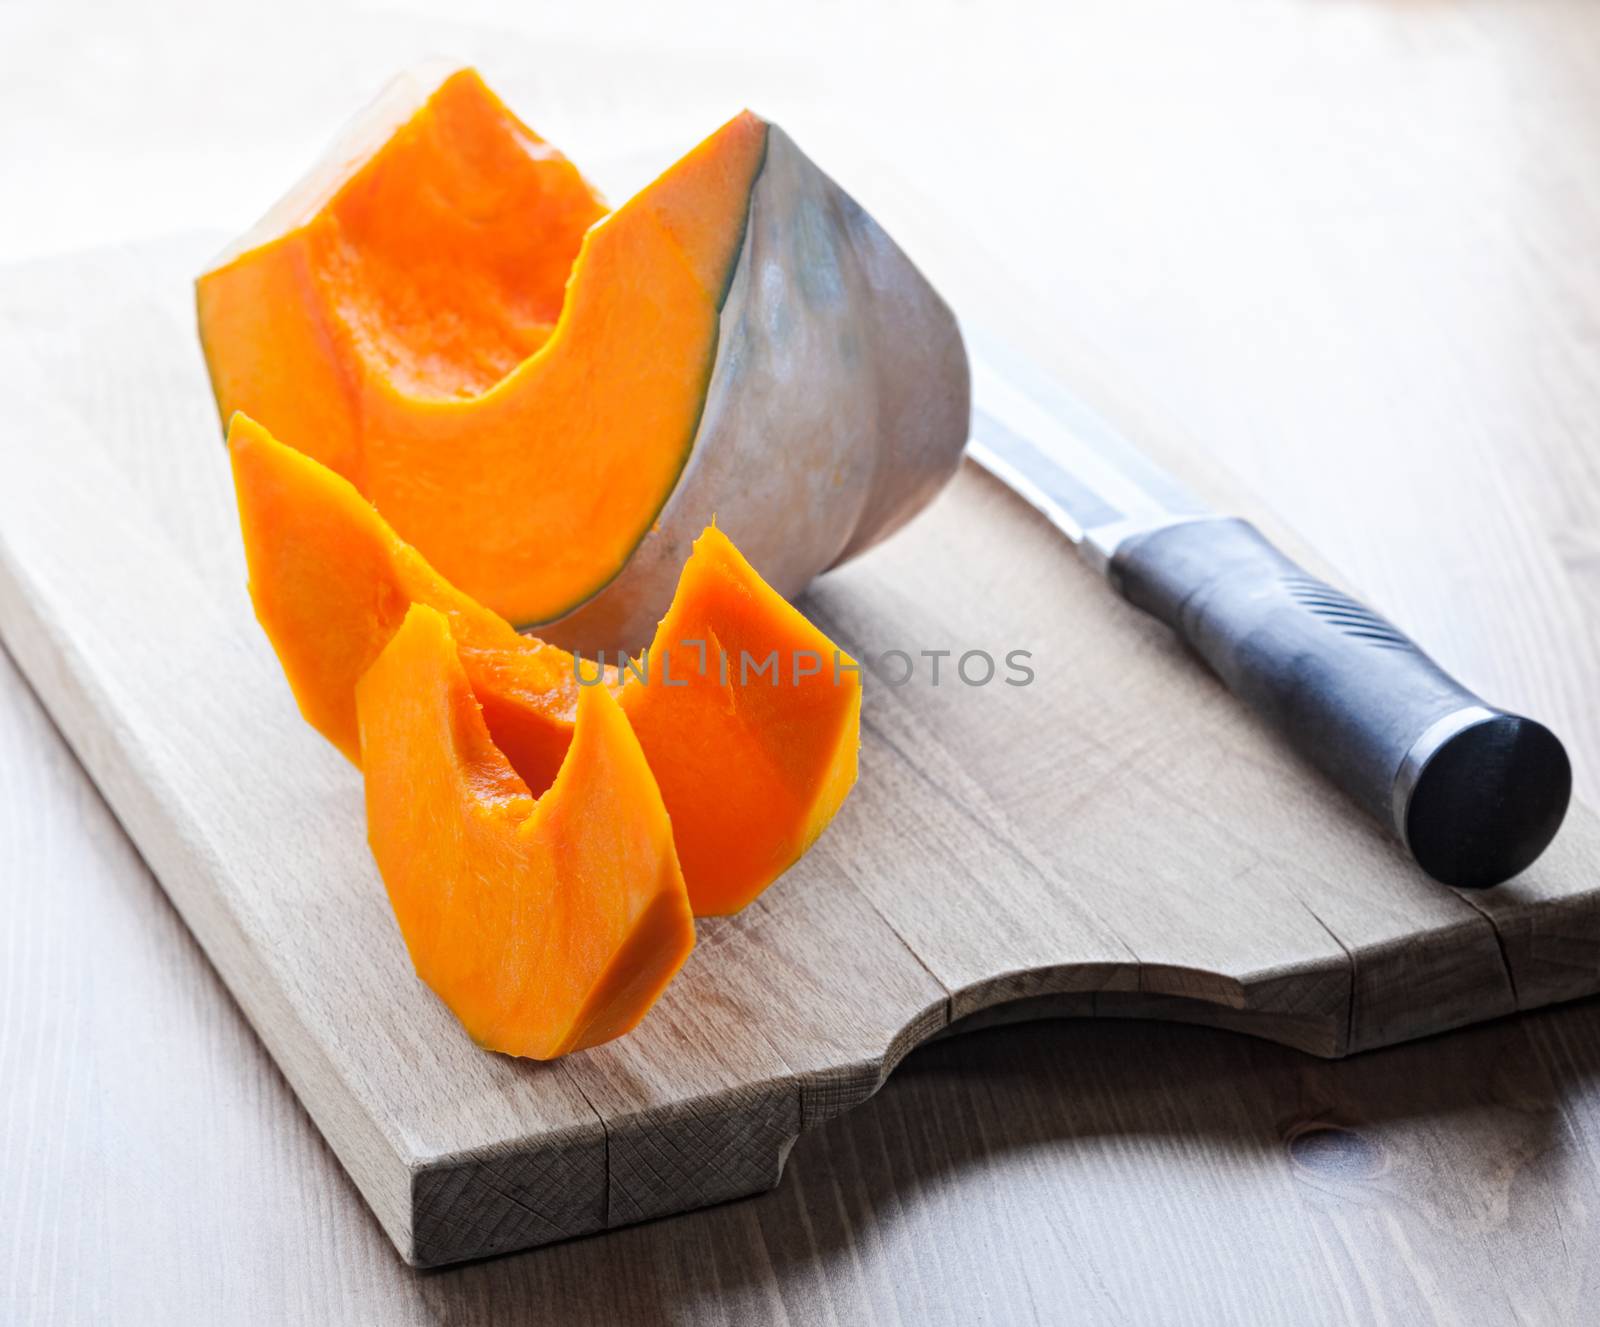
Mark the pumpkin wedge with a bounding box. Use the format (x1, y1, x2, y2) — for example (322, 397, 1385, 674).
(198, 64, 969, 652)
(624, 527, 863, 911)
(230, 413, 860, 915)
(358, 602, 693, 1058)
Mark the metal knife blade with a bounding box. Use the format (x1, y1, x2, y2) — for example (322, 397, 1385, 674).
(962, 329, 1571, 890)
(965, 327, 1210, 572)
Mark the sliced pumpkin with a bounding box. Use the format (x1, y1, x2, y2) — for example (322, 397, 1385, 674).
(357, 602, 693, 1058)
(229, 413, 860, 915)
(198, 66, 971, 655)
(198, 65, 767, 627)
(626, 531, 864, 912)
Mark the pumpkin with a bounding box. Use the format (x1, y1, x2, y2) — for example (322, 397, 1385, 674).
(229, 413, 861, 915)
(197, 64, 970, 652)
(357, 602, 694, 1058)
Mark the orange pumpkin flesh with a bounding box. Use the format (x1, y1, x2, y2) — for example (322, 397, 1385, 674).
(229, 411, 582, 791)
(357, 602, 693, 1058)
(628, 532, 864, 912)
(229, 413, 860, 915)
(198, 66, 768, 627)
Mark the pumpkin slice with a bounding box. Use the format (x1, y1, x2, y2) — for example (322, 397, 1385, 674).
(357, 602, 693, 1058)
(626, 529, 864, 913)
(229, 413, 860, 914)
(197, 65, 969, 651)
(198, 65, 765, 628)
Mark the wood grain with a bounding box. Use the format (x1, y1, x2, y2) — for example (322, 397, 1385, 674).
(5, 0, 1600, 1319)
(1, 231, 1595, 1268)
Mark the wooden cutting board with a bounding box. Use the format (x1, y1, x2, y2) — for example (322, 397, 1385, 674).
(2, 237, 1597, 1268)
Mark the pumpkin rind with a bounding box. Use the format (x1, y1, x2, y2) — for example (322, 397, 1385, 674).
(538, 125, 971, 655)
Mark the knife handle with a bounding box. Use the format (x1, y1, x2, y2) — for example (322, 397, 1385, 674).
(1109, 517, 1571, 888)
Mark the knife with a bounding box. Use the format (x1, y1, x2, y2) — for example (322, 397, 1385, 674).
(965, 329, 1572, 889)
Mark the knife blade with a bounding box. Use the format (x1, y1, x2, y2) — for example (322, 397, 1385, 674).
(965, 329, 1571, 889)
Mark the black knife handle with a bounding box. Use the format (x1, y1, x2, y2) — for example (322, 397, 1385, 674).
(1110, 517, 1571, 888)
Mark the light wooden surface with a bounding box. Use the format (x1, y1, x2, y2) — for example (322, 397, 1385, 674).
(5, 0, 1600, 1320)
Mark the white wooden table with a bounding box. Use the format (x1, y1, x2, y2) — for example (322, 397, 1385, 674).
(5, 1, 1600, 1320)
